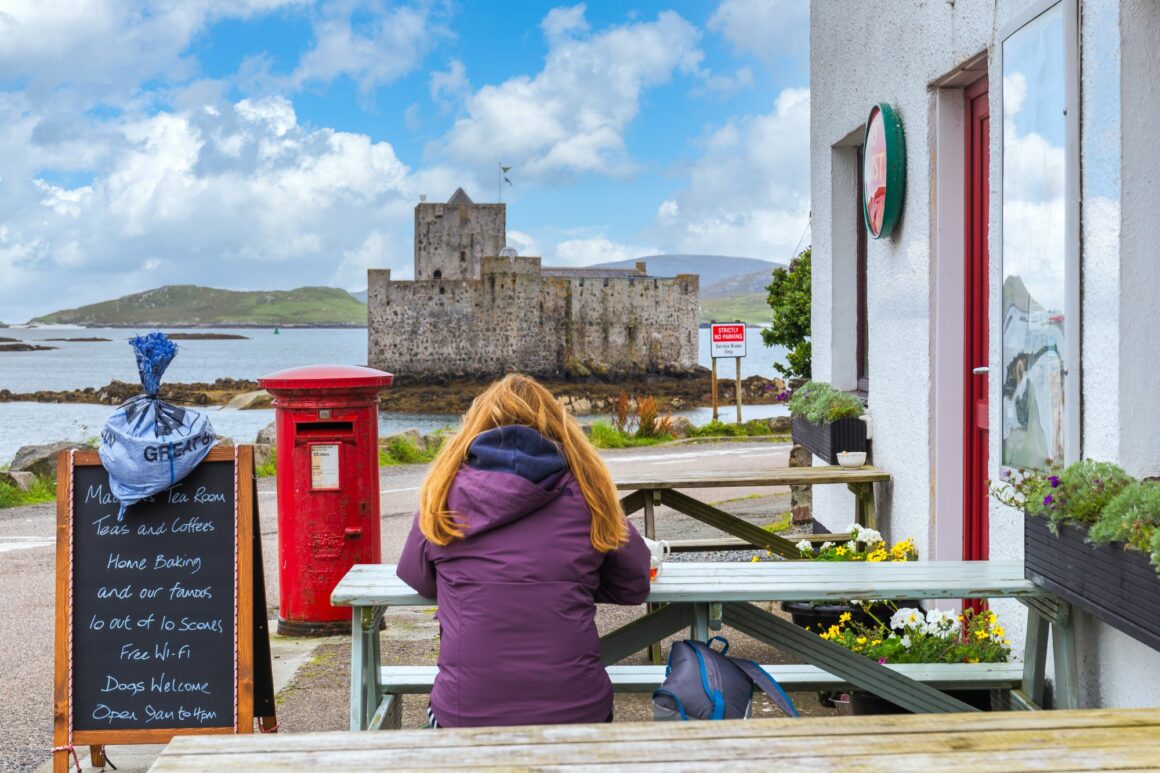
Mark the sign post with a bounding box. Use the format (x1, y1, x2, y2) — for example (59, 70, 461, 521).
(53, 446, 275, 772)
(710, 322, 747, 424)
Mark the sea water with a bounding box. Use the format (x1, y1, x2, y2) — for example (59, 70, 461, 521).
(0, 326, 788, 464)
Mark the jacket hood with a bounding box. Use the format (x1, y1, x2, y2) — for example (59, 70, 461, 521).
(450, 425, 571, 535)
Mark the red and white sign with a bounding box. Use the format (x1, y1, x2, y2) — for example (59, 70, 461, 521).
(710, 323, 747, 359)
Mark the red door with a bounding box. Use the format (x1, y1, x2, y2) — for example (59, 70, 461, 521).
(963, 77, 990, 564)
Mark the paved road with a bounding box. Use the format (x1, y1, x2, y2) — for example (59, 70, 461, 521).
(2, 438, 790, 773)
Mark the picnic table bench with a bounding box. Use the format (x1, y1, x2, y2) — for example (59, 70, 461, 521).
(332, 560, 1076, 731)
(615, 466, 890, 558)
(151, 708, 1160, 770)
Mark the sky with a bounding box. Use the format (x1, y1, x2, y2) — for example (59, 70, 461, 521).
(0, 0, 811, 323)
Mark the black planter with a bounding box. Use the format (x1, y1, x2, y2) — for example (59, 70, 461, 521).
(781, 600, 905, 634)
(1024, 516, 1160, 653)
(791, 416, 867, 465)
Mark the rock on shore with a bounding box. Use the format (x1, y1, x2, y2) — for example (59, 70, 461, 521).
(0, 374, 787, 415)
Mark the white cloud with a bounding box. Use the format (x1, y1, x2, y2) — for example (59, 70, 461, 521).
(504, 229, 540, 257)
(651, 87, 811, 261)
(429, 59, 471, 110)
(708, 0, 808, 67)
(0, 95, 470, 322)
(434, 8, 701, 178)
(0, 0, 305, 104)
(551, 236, 657, 267)
(290, 2, 443, 93)
(541, 4, 589, 44)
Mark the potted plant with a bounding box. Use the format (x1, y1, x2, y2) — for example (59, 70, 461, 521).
(993, 460, 1160, 652)
(820, 605, 1013, 714)
(787, 381, 867, 464)
(781, 524, 919, 631)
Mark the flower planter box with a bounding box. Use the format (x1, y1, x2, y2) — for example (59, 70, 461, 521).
(791, 416, 867, 465)
(1024, 516, 1160, 653)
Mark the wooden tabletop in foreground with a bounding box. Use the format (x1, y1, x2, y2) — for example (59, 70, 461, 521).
(151, 709, 1160, 771)
(613, 465, 890, 489)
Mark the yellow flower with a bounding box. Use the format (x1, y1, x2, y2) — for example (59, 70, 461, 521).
(871, 639, 882, 646)
(839, 612, 852, 623)
(992, 625, 1006, 638)
(867, 548, 888, 563)
(750, 555, 759, 563)
(1002, 639, 1011, 646)
(819, 630, 832, 640)
(827, 625, 841, 638)
(856, 636, 867, 645)
(835, 546, 848, 556)
(975, 629, 988, 640)
(966, 657, 980, 664)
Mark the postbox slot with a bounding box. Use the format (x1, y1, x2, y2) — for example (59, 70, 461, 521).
(296, 421, 355, 437)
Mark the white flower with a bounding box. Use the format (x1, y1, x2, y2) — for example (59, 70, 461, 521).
(844, 523, 860, 536)
(921, 608, 961, 638)
(845, 541, 858, 551)
(889, 607, 925, 631)
(900, 635, 912, 648)
(819, 541, 834, 550)
(796, 539, 813, 554)
(857, 528, 883, 546)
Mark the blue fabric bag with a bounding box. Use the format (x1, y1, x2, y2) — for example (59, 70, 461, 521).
(653, 637, 799, 721)
(98, 332, 216, 519)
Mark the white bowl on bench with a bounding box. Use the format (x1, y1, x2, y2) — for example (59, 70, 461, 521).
(836, 451, 866, 467)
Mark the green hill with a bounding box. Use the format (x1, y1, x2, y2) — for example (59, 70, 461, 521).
(30, 285, 367, 327)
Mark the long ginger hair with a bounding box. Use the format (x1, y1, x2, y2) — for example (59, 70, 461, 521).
(418, 373, 628, 552)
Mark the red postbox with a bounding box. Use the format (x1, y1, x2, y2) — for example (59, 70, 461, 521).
(258, 364, 394, 636)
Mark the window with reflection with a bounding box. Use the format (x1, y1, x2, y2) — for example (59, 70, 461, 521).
(1001, 3, 1067, 468)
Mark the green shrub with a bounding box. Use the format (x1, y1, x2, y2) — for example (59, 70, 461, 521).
(379, 434, 443, 466)
(0, 475, 56, 509)
(1088, 480, 1160, 555)
(787, 381, 864, 423)
(588, 421, 669, 449)
(255, 449, 278, 478)
(688, 419, 776, 438)
(1053, 460, 1133, 529)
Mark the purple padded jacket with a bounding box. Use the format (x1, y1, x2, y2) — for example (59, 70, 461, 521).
(396, 425, 650, 728)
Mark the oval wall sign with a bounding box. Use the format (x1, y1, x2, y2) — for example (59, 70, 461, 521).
(863, 103, 906, 239)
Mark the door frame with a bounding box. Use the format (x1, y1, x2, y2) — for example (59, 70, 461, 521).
(931, 55, 987, 562)
(963, 75, 990, 562)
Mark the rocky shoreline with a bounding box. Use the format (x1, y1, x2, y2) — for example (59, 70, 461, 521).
(0, 373, 787, 415)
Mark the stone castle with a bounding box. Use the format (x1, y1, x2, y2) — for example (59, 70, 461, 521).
(367, 189, 700, 380)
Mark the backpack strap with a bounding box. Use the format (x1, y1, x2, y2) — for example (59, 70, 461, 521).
(689, 644, 726, 719)
(652, 688, 690, 720)
(731, 659, 800, 718)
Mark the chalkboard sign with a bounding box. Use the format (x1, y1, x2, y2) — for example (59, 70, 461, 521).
(54, 446, 272, 769)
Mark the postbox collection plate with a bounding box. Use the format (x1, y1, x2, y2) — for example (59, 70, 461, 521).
(309, 443, 341, 490)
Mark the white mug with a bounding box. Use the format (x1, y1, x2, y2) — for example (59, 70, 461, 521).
(643, 537, 671, 581)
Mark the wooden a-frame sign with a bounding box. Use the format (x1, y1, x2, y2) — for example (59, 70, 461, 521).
(53, 446, 276, 772)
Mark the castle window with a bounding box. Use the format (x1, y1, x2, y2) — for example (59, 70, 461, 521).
(460, 250, 466, 263)
(439, 286, 445, 295)
(433, 270, 442, 280)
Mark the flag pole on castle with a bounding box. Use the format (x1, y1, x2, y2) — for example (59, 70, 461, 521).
(498, 163, 512, 202)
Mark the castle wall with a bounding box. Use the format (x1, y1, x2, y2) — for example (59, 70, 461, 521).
(367, 262, 699, 380)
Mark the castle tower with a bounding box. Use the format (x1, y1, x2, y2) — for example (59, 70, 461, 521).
(413, 188, 506, 281)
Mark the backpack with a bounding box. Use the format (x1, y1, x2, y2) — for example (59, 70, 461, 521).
(653, 637, 799, 721)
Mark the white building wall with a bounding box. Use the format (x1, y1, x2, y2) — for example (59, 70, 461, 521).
(810, 0, 1160, 707)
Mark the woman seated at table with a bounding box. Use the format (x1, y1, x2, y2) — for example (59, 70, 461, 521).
(397, 373, 650, 728)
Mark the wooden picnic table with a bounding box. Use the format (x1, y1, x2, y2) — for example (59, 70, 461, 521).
(615, 466, 890, 558)
(332, 560, 1077, 732)
(151, 708, 1160, 771)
